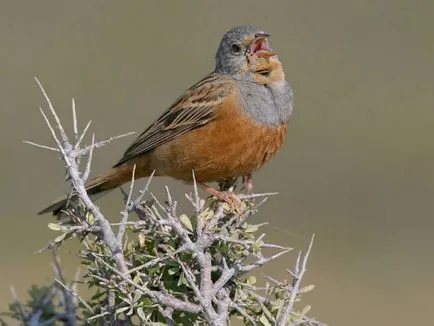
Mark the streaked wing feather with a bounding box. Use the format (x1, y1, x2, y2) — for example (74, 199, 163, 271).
(115, 73, 235, 166)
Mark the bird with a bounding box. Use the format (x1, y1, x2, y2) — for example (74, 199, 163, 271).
(39, 24, 294, 215)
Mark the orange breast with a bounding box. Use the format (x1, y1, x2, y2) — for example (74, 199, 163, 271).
(150, 92, 288, 183)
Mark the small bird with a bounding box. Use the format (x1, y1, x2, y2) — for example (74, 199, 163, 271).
(39, 25, 293, 215)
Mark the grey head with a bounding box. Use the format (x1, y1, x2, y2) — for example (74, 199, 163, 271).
(214, 25, 270, 77)
(214, 25, 294, 126)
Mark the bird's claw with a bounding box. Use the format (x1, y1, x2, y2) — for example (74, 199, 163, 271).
(214, 190, 243, 212)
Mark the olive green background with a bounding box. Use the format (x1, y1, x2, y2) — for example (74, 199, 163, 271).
(1, 1, 433, 325)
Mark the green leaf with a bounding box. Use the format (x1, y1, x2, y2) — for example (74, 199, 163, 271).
(133, 274, 142, 285)
(300, 284, 315, 293)
(115, 306, 130, 315)
(168, 267, 179, 275)
(245, 224, 259, 233)
(141, 298, 153, 306)
(301, 305, 311, 315)
(132, 290, 142, 303)
(260, 302, 274, 322)
(137, 307, 147, 321)
(119, 295, 132, 305)
(177, 271, 187, 287)
(48, 223, 61, 231)
(179, 214, 194, 232)
(86, 211, 95, 225)
(246, 275, 256, 286)
(54, 233, 66, 243)
(259, 314, 272, 326)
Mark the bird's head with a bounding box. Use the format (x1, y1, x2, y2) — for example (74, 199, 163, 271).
(215, 25, 284, 84)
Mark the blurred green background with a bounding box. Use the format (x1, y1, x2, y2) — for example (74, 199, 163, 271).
(1, 1, 433, 325)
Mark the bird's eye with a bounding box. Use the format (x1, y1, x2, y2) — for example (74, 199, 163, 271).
(231, 43, 241, 54)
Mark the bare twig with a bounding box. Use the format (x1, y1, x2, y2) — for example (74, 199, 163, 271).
(9, 286, 26, 322)
(117, 164, 136, 243)
(35, 78, 128, 275)
(237, 192, 279, 200)
(52, 252, 76, 326)
(55, 279, 94, 314)
(231, 302, 257, 326)
(75, 120, 91, 149)
(23, 140, 60, 152)
(241, 248, 292, 273)
(82, 133, 95, 182)
(78, 131, 136, 156)
(72, 98, 78, 141)
(278, 234, 315, 326)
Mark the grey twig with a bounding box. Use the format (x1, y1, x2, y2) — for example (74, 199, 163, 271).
(23, 140, 60, 152)
(278, 234, 315, 326)
(78, 131, 136, 156)
(241, 248, 292, 273)
(72, 97, 78, 141)
(9, 285, 26, 322)
(75, 120, 92, 149)
(35, 77, 128, 275)
(117, 164, 136, 243)
(52, 252, 76, 326)
(54, 279, 94, 314)
(237, 192, 279, 200)
(231, 302, 257, 326)
(82, 133, 95, 182)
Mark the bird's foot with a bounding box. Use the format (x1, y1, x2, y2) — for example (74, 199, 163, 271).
(199, 182, 242, 212)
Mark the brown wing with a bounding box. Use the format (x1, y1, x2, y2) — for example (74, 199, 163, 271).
(114, 73, 236, 167)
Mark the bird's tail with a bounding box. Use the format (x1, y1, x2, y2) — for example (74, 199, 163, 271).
(38, 165, 132, 215)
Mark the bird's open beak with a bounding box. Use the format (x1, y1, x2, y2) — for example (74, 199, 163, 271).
(250, 33, 276, 58)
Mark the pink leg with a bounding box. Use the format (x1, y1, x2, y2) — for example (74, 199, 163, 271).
(242, 174, 253, 193)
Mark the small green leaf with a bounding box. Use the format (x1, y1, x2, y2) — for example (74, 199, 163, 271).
(133, 274, 142, 284)
(260, 302, 274, 321)
(142, 298, 153, 306)
(48, 223, 61, 231)
(246, 275, 256, 286)
(168, 267, 179, 275)
(137, 307, 147, 320)
(245, 224, 259, 233)
(179, 214, 194, 232)
(259, 314, 272, 326)
(301, 305, 311, 315)
(138, 233, 146, 248)
(300, 284, 315, 293)
(54, 233, 66, 243)
(86, 212, 95, 225)
(119, 295, 132, 305)
(132, 290, 142, 303)
(115, 306, 130, 315)
(177, 272, 187, 287)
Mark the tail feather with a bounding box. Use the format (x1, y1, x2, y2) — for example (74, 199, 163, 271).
(38, 166, 126, 215)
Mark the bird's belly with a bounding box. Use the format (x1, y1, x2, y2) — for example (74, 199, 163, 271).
(151, 102, 288, 183)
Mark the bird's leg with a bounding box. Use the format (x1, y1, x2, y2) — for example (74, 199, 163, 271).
(242, 173, 253, 193)
(199, 182, 242, 210)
